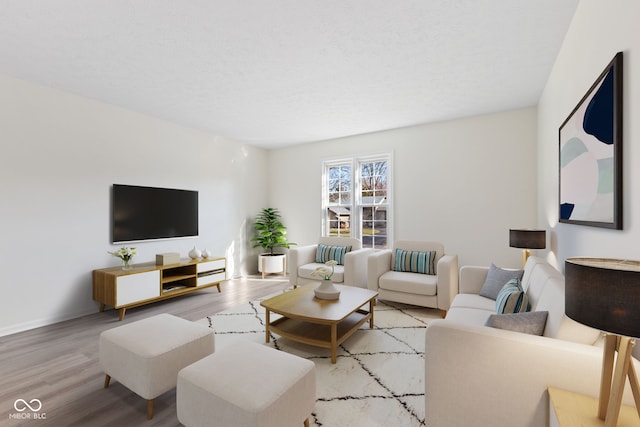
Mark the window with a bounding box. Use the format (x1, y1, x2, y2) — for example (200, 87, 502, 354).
(323, 154, 391, 248)
(360, 159, 389, 249)
(326, 163, 352, 237)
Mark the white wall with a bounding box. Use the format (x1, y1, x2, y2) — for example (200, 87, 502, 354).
(538, 0, 640, 269)
(0, 75, 268, 336)
(269, 107, 538, 269)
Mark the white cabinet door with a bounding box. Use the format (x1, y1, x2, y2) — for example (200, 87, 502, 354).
(116, 270, 160, 306)
(197, 259, 225, 273)
(197, 272, 226, 286)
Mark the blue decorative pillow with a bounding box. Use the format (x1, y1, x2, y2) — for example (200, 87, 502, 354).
(315, 244, 352, 265)
(496, 278, 531, 314)
(392, 249, 435, 275)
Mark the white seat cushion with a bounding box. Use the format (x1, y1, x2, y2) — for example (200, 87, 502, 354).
(444, 307, 493, 325)
(298, 262, 345, 283)
(379, 270, 437, 295)
(450, 294, 496, 312)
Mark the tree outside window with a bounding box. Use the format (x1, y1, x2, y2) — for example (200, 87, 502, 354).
(360, 160, 388, 248)
(323, 155, 391, 248)
(327, 164, 352, 237)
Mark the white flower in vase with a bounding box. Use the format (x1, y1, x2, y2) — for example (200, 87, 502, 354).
(108, 246, 137, 270)
(311, 260, 338, 281)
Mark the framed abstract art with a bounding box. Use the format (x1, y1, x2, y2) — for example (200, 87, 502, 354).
(559, 52, 623, 229)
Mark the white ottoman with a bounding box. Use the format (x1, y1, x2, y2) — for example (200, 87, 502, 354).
(99, 313, 214, 419)
(177, 341, 316, 427)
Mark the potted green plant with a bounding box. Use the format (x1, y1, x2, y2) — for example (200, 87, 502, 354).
(251, 208, 296, 276)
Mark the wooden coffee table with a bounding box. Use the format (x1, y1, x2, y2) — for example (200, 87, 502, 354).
(260, 284, 378, 363)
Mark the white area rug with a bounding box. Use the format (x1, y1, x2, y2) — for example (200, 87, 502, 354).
(196, 292, 442, 427)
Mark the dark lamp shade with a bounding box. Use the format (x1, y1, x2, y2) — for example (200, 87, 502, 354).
(509, 229, 546, 249)
(565, 258, 640, 339)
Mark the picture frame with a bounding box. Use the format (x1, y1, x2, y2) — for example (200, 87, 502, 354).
(559, 52, 623, 229)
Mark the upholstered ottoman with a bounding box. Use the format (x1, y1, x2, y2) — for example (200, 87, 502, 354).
(177, 340, 316, 427)
(99, 313, 214, 419)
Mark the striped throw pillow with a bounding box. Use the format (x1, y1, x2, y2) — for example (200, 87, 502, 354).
(496, 278, 531, 314)
(392, 249, 436, 275)
(315, 244, 352, 265)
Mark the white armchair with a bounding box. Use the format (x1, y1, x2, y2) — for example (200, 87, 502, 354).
(367, 240, 458, 314)
(289, 237, 373, 288)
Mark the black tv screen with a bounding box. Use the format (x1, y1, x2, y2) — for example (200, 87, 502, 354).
(112, 184, 199, 243)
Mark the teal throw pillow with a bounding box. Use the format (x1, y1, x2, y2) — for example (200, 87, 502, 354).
(392, 249, 435, 275)
(495, 278, 531, 314)
(315, 244, 352, 265)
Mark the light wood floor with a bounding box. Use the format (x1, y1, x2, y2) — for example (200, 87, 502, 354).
(0, 275, 290, 427)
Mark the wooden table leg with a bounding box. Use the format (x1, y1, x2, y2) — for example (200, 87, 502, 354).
(331, 323, 337, 363)
(265, 310, 271, 343)
(99, 303, 105, 312)
(118, 308, 126, 321)
(369, 299, 374, 328)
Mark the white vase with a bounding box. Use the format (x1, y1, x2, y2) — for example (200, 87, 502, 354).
(314, 279, 341, 300)
(201, 248, 211, 259)
(189, 246, 201, 260)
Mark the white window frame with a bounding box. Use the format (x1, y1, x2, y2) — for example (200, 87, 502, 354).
(322, 152, 392, 248)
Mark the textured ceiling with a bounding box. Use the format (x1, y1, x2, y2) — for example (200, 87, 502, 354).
(0, 1, 579, 149)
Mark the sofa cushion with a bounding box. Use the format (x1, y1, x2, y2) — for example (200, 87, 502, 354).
(479, 263, 524, 300)
(444, 306, 493, 325)
(392, 249, 435, 274)
(496, 279, 530, 314)
(315, 244, 352, 265)
(379, 270, 437, 296)
(485, 311, 548, 336)
(523, 262, 564, 305)
(450, 294, 496, 312)
(554, 315, 602, 345)
(298, 262, 345, 283)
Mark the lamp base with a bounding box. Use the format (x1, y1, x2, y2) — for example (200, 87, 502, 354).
(598, 335, 640, 426)
(521, 249, 531, 268)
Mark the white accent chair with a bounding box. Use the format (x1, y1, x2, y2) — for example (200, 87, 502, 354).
(367, 240, 458, 315)
(289, 237, 372, 288)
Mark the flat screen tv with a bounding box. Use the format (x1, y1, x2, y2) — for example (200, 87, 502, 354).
(112, 184, 199, 243)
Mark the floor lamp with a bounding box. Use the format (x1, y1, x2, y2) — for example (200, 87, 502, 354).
(509, 229, 546, 268)
(565, 258, 640, 426)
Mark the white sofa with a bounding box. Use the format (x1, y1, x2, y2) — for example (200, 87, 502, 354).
(367, 241, 458, 313)
(288, 236, 372, 288)
(425, 256, 640, 427)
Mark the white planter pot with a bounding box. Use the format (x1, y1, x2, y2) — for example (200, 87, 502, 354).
(314, 279, 341, 300)
(258, 254, 286, 276)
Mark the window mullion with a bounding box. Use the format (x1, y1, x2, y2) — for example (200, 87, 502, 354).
(354, 159, 361, 242)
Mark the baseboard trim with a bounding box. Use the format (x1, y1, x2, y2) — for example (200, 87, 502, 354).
(0, 307, 97, 338)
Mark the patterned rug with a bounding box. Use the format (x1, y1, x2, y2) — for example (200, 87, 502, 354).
(196, 291, 442, 427)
